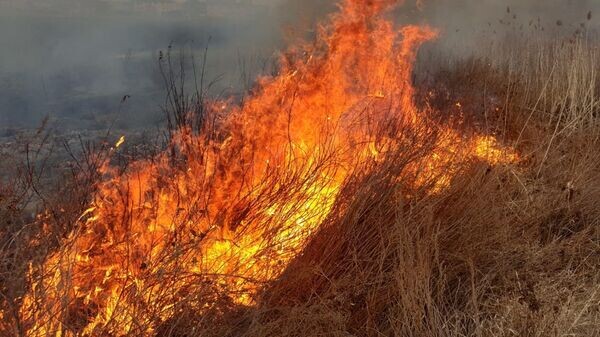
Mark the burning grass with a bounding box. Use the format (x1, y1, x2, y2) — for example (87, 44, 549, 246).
(1, 0, 600, 336)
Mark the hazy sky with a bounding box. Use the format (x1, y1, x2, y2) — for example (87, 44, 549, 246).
(0, 0, 597, 129)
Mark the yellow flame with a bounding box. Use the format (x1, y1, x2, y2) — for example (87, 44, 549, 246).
(115, 136, 125, 149)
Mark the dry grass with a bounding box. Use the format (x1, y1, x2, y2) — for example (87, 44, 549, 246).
(1, 32, 599, 337)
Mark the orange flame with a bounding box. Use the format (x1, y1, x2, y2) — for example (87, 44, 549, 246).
(15, 1, 517, 336)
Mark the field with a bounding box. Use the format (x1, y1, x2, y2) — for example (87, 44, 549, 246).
(1, 1, 599, 336)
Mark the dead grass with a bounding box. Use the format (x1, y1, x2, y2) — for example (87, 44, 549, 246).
(1, 33, 599, 337)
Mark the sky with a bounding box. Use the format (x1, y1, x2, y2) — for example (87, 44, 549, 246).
(0, 0, 597, 129)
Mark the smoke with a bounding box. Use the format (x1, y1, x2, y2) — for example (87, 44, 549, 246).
(0, 1, 290, 129)
(425, 0, 598, 28)
(421, 0, 599, 52)
(0, 0, 598, 130)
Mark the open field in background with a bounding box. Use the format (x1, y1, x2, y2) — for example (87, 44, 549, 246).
(1, 2, 599, 336)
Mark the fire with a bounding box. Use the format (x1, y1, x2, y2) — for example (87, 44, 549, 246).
(14, 0, 518, 336)
(115, 136, 126, 149)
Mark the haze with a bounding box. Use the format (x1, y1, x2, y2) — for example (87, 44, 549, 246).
(0, 0, 597, 129)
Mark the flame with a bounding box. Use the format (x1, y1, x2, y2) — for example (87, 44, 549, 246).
(115, 136, 126, 149)
(14, 1, 517, 336)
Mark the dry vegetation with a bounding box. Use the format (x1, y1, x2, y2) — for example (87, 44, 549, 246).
(1, 11, 600, 337)
(215, 34, 600, 337)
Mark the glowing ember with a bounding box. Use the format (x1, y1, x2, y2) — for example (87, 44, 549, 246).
(16, 0, 517, 336)
(115, 136, 126, 149)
